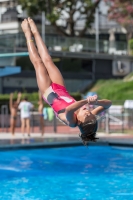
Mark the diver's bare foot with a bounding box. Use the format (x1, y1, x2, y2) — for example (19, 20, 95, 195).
(21, 19, 32, 39)
(87, 95, 98, 105)
(28, 17, 38, 35)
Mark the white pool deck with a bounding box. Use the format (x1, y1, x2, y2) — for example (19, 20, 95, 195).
(0, 132, 133, 147)
(0, 132, 129, 139)
(0, 132, 133, 143)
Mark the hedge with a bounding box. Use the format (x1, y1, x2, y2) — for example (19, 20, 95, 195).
(0, 92, 82, 109)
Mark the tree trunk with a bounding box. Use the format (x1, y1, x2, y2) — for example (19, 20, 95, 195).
(79, 0, 101, 37)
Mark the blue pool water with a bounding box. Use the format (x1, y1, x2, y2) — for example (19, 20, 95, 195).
(0, 146, 133, 200)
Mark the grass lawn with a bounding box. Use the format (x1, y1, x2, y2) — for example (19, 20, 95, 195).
(88, 79, 133, 105)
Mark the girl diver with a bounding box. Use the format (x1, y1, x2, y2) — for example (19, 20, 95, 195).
(21, 18, 112, 145)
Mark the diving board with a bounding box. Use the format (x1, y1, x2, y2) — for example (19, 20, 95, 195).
(0, 52, 29, 58)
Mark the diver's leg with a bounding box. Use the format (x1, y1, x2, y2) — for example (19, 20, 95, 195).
(26, 118, 30, 136)
(21, 19, 52, 94)
(28, 17, 65, 86)
(21, 118, 25, 135)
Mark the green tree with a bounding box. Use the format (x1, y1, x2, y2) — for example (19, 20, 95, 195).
(18, 0, 101, 37)
(105, 0, 133, 40)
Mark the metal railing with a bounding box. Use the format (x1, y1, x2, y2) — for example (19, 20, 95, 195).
(0, 103, 133, 134)
(0, 105, 8, 132)
(0, 33, 128, 55)
(98, 107, 133, 134)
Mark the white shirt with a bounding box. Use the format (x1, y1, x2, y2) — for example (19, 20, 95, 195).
(18, 101, 34, 118)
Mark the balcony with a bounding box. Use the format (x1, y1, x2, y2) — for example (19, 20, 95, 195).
(0, 32, 128, 55)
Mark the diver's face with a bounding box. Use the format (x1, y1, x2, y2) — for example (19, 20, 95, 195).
(77, 107, 96, 124)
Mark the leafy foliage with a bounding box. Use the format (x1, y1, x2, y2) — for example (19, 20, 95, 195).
(0, 91, 82, 109)
(105, 0, 133, 39)
(129, 39, 133, 50)
(124, 71, 133, 81)
(18, 0, 101, 37)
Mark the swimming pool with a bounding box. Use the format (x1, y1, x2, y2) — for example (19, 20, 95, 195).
(0, 146, 133, 200)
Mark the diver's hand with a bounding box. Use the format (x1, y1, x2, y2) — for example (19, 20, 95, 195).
(18, 92, 22, 98)
(87, 95, 98, 105)
(10, 93, 13, 97)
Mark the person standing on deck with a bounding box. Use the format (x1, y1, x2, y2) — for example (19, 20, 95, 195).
(9, 92, 21, 136)
(18, 96, 34, 137)
(38, 91, 45, 136)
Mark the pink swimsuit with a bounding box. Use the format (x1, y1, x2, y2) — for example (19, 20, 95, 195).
(43, 83, 76, 115)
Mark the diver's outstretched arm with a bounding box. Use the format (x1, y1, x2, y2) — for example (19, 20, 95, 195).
(66, 95, 98, 126)
(91, 99, 112, 115)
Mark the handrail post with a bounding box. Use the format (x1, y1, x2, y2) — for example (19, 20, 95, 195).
(1, 105, 8, 132)
(53, 115, 57, 133)
(105, 110, 109, 134)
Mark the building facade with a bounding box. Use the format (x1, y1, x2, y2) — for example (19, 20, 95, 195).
(0, 0, 127, 40)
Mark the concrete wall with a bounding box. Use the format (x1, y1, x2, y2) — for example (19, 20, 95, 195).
(1, 52, 133, 94)
(2, 76, 91, 93)
(0, 57, 15, 66)
(0, 77, 2, 93)
(65, 79, 91, 92)
(3, 77, 38, 88)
